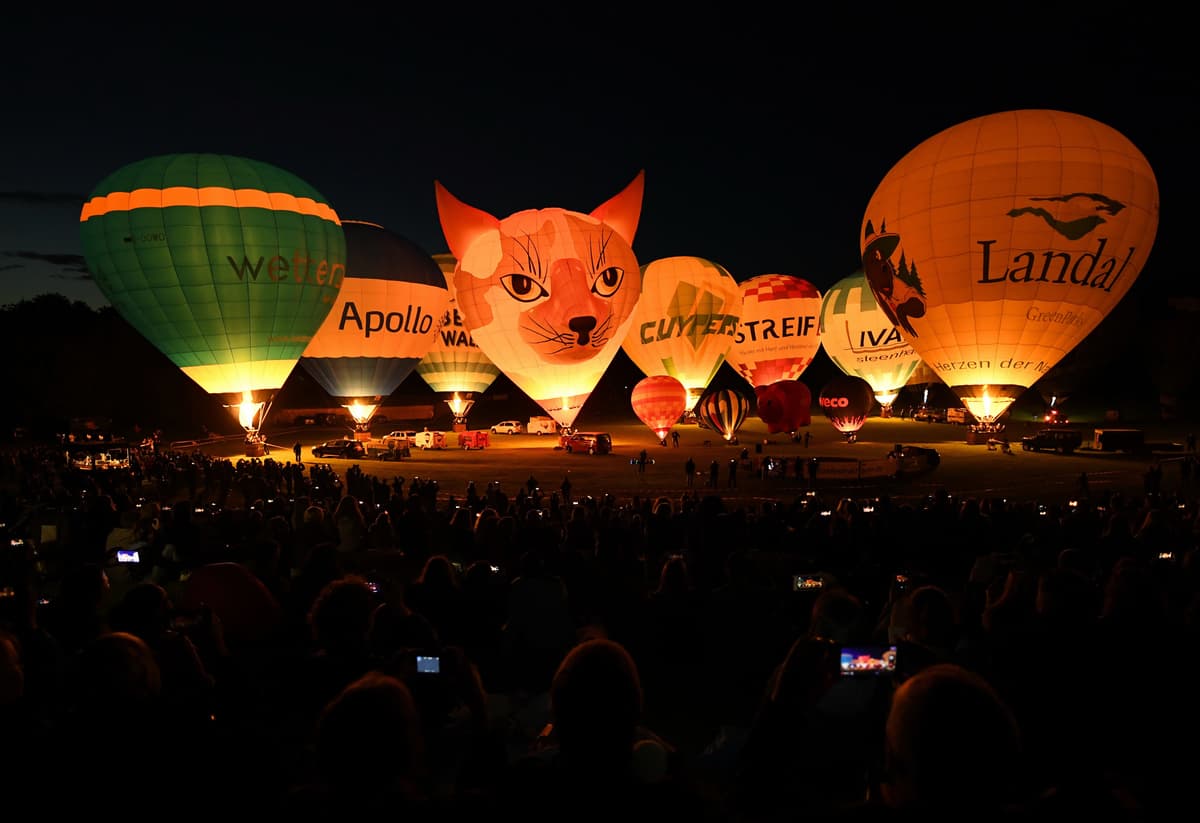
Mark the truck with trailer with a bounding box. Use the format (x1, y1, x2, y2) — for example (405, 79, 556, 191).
(359, 431, 413, 460)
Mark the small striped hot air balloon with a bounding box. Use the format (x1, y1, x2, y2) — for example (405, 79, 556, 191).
(727, 274, 822, 390)
(414, 253, 502, 427)
(818, 271, 923, 412)
(631, 375, 688, 443)
(300, 220, 450, 431)
(697, 387, 750, 443)
(79, 153, 345, 451)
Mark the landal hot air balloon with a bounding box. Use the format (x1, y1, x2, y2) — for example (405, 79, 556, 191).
(80, 154, 346, 454)
(819, 374, 875, 443)
(697, 387, 749, 443)
(819, 271, 923, 412)
(435, 172, 645, 431)
(861, 109, 1159, 429)
(622, 256, 742, 412)
(631, 375, 688, 444)
(414, 253, 502, 429)
(300, 220, 449, 433)
(726, 274, 823, 391)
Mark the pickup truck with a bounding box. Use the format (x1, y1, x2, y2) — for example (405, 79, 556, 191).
(1021, 428, 1083, 454)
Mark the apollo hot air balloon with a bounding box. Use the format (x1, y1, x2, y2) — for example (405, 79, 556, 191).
(621, 256, 742, 412)
(818, 271, 923, 412)
(726, 274, 823, 391)
(414, 253, 502, 427)
(435, 172, 645, 431)
(697, 387, 749, 443)
(631, 375, 688, 443)
(819, 374, 875, 442)
(300, 220, 449, 432)
(79, 153, 345, 451)
(861, 109, 1159, 428)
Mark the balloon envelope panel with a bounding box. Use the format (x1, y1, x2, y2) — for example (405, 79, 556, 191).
(80, 153, 345, 396)
(860, 109, 1158, 422)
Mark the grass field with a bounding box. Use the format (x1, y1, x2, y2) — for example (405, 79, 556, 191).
(204, 408, 1200, 511)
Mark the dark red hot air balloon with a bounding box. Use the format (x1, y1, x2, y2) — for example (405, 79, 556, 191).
(819, 374, 875, 442)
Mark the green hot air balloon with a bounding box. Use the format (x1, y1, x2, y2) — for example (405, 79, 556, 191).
(80, 154, 346, 449)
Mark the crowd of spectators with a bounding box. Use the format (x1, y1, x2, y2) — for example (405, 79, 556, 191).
(1, 443, 1198, 819)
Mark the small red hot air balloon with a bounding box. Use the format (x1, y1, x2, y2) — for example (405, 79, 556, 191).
(631, 375, 688, 443)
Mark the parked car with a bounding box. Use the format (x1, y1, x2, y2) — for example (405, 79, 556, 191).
(311, 439, 367, 459)
(558, 431, 613, 455)
(491, 420, 523, 434)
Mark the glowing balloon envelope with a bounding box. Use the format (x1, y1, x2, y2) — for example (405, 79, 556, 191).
(631, 375, 688, 442)
(726, 274, 823, 390)
(621, 256, 742, 410)
(819, 374, 875, 438)
(861, 109, 1159, 425)
(697, 387, 749, 442)
(415, 253, 503, 426)
(818, 271, 923, 411)
(436, 172, 645, 430)
(79, 153, 345, 438)
(300, 220, 449, 429)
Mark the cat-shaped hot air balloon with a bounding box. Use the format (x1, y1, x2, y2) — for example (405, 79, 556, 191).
(435, 173, 645, 430)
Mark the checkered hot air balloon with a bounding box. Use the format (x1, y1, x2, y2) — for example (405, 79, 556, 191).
(727, 274, 822, 390)
(631, 375, 688, 442)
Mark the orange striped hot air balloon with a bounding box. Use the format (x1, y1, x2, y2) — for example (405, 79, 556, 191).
(631, 375, 688, 443)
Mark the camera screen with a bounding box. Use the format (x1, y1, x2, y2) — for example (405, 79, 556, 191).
(793, 575, 823, 591)
(840, 645, 898, 676)
(416, 655, 440, 674)
(116, 550, 140, 563)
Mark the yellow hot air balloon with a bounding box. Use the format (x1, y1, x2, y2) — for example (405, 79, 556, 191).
(861, 109, 1158, 427)
(621, 255, 743, 411)
(436, 172, 645, 431)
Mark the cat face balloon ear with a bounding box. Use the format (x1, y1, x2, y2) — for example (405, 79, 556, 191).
(589, 170, 644, 246)
(435, 181, 501, 262)
(435, 170, 645, 260)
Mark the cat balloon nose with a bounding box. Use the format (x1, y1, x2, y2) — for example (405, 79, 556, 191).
(569, 316, 597, 344)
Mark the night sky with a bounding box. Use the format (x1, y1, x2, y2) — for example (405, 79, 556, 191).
(2, 11, 1192, 313)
